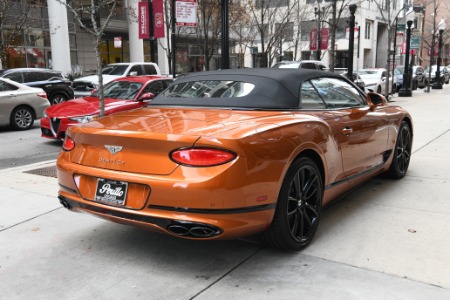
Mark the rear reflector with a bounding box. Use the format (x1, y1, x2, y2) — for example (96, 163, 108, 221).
(62, 135, 75, 151)
(170, 147, 236, 167)
(38, 92, 48, 99)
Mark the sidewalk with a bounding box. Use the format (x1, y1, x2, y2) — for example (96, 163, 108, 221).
(1, 86, 450, 299)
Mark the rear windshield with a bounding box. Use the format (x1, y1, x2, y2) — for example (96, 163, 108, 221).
(162, 80, 254, 98)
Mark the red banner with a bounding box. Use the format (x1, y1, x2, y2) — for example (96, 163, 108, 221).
(320, 28, 329, 50)
(153, 0, 165, 38)
(310, 28, 318, 51)
(138, 2, 149, 39)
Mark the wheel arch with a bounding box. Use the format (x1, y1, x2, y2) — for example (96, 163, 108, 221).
(292, 149, 325, 188)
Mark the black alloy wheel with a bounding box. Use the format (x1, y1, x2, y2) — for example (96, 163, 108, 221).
(10, 106, 34, 130)
(261, 157, 323, 251)
(51, 94, 68, 105)
(385, 121, 412, 179)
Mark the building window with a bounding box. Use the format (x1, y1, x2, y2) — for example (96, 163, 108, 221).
(275, 22, 294, 42)
(301, 21, 315, 41)
(365, 21, 371, 39)
(255, 0, 289, 9)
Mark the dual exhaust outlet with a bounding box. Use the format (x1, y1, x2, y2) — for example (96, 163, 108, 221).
(167, 222, 222, 238)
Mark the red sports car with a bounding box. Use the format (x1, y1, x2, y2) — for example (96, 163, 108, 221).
(41, 76, 172, 139)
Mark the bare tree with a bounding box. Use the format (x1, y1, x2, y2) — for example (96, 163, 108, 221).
(0, 0, 37, 68)
(372, 0, 406, 97)
(55, 0, 127, 116)
(247, 0, 299, 67)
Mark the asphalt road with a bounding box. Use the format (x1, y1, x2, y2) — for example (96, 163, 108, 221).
(1, 87, 450, 299)
(0, 120, 62, 170)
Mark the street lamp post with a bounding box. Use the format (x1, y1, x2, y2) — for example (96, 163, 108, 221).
(432, 18, 446, 89)
(399, 19, 413, 97)
(346, 4, 357, 81)
(314, 7, 324, 61)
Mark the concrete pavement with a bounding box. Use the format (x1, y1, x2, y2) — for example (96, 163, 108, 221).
(1, 85, 450, 299)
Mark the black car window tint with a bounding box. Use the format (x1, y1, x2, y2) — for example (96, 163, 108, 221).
(103, 81, 143, 99)
(0, 81, 19, 91)
(129, 65, 143, 75)
(162, 80, 173, 89)
(143, 81, 163, 95)
(143, 65, 157, 75)
(24, 72, 45, 82)
(301, 63, 316, 69)
(3, 72, 23, 83)
(310, 77, 364, 108)
(300, 81, 327, 109)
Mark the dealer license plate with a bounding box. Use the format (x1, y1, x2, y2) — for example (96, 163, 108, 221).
(95, 178, 128, 206)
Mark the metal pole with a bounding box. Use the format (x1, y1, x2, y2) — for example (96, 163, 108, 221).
(391, 18, 397, 94)
(315, 7, 321, 61)
(432, 29, 444, 89)
(221, 0, 229, 69)
(347, 4, 356, 81)
(398, 20, 413, 97)
(171, 0, 176, 76)
(149, 0, 156, 62)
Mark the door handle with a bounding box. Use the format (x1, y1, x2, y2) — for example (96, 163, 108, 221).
(342, 127, 353, 135)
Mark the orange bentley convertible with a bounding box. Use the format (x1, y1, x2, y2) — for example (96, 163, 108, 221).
(57, 69, 413, 251)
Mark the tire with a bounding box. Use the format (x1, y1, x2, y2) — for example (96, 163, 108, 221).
(10, 106, 35, 130)
(260, 157, 323, 251)
(385, 121, 412, 179)
(446, 77, 449, 84)
(50, 94, 68, 105)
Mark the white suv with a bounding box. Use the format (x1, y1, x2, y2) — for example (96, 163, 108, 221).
(72, 62, 161, 97)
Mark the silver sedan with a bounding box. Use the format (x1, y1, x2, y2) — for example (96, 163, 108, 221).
(0, 78, 49, 130)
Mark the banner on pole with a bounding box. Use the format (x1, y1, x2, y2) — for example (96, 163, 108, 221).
(310, 28, 318, 51)
(320, 28, 329, 50)
(138, 2, 149, 39)
(153, 0, 165, 38)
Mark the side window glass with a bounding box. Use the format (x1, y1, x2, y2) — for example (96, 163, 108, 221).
(310, 77, 364, 108)
(300, 81, 327, 109)
(300, 62, 316, 69)
(24, 72, 45, 82)
(129, 65, 143, 75)
(143, 81, 163, 95)
(143, 65, 157, 75)
(4, 72, 23, 83)
(317, 64, 326, 70)
(162, 80, 173, 89)
(0, 81, 19, 91)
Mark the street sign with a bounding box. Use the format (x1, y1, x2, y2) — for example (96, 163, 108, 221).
(397, 23, 406, 31)
(410, 36, 420, 50)
(176, 0, 197, 27)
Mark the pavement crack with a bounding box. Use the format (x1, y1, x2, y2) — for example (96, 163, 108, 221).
(189, 246, 265, 299)
(0, 207, 63, 233)
(412, 128, 450, 154)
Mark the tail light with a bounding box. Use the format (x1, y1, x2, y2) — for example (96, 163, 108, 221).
(170, 147, 236, 167)
(62, 135, 75, 151)
(38, 92, 48, 99)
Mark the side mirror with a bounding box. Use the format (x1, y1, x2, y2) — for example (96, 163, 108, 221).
(367, 92, 387, 109)
(139, 92, 155, 101)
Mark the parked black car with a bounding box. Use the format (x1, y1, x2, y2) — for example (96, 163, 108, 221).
(394, 65, 428, 91)
(0, 68, 74, 105)
(425, 65, 450, 85)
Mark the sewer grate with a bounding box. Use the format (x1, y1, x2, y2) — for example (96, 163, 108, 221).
(24, 165, 57, 178)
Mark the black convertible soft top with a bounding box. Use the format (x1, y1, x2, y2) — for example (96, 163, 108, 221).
(150, 68, 345, 109)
